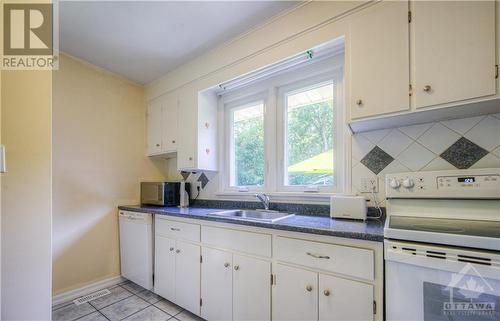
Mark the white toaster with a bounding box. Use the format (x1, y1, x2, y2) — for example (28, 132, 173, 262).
(330, 195, 367, 221)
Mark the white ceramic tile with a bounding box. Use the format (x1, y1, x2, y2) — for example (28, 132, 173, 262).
(422, 157, 456, 171)
(52, 303, 96, 321)
(441, 116, 484, 135)
(175, 310, 204, 321)
(465, 116, 500, 151)
(492, 113, 500, 120)
(398, 123, 433, 140)
(378, 160, 411, 177)
(154, 300, 183, 316)
(351, 134, 375, 161)
(351, 162, 377, 194)
(90, 285, 133, 310)
(397, 142, 435, 171)
(493, 146, 500, 158)
(377, 129, 413, 158)
(100, 296, 149, 321)
(360, 128, 391, 145)
(122, 306, 170, 321)
(417, 123, 460, 154)
(470, 153, 500, 169)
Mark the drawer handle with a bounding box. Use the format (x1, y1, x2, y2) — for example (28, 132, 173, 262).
(176, 249, 181, 254)
(169, 247, 174, 251)
(306, 285, 313, 292)
(234, 265, 240, 271)
(170, 227, 181, 231)
(224, 262, 230, 268)
(323, 290, 331, 296)
(306, 252, 330, 259)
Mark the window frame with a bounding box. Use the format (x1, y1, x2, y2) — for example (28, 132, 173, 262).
(219, 55, 346, 196)
(223, 91, 269, 192)
(276, 71, 343, 193)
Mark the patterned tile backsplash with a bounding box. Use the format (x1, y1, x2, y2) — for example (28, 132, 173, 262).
(352, 113, 500, 205)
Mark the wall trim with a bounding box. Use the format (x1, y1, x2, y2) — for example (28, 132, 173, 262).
(52, 275, 125, 307)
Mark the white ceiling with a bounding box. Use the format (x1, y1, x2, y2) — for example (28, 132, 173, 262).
(59, 1, 300, 85)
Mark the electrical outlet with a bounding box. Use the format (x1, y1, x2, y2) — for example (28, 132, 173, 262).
(360, 177, 378, 193)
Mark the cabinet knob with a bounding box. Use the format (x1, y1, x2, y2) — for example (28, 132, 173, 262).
(172, 140, 176, 144)
(169, 247, 174, 251)
(224, 262, 230, 268)
(156, 143, 160, 147)
(323, 290, 331, 296)
(306, 285, 313, 292)
(356, 99, 363, 106)
(189, 157, 193, 161)
(423, 85, 432, 92)
(175, 249, 181, 254)
(234, 265, 240, 271)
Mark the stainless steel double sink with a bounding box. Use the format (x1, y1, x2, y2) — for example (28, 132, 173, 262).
(207, 209, 294, 223)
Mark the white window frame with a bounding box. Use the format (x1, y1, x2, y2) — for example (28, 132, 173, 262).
(276, 69, 344, 193)
(223, 91, 269, 192)
(218, 55, 346, 197)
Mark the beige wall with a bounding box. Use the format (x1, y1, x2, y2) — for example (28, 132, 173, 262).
(52, 54, 167, 295)
(2, 70, 53, 320)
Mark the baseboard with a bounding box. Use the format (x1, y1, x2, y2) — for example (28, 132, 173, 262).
(52, 275, 125, 307)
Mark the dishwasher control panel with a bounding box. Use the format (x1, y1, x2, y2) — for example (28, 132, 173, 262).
(386, 168, 500, 199)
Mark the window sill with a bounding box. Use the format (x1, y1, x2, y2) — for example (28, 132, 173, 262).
(215, 191, 342, 204)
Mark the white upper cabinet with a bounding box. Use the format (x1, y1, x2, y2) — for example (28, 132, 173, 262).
(147, 101, 163, 155)
(177, 86, 218, 171)
(349, 1, 410, 119)
(146, 91, 178, 156)
(412, 1, 496, 109)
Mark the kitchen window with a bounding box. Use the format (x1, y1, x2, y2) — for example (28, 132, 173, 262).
(220, 55, 345, 195)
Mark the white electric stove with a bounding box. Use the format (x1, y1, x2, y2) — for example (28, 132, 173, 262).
(384, 168, 500, 321)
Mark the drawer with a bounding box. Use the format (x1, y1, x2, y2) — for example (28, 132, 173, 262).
(201, 226, 272, 257)
(276, 236, 374, 281)
(155, 217, 200, 242)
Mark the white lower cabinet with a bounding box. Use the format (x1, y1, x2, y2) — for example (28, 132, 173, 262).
(201, 247, 271, 321)
(154, 217, 381, 321)
(273, 264, 318, 321)
(154, 234, 200, 315)
(319, 274, 373, 321)
(274, 264, 374, 321)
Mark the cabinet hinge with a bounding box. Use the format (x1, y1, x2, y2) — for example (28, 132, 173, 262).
(408, 11, 412, 23)
(200, 298, 203, 306)
(373, 301, 377, 315)
(200, 255, 203, 263)
(409, 84, 413, 96)
(271, 274, 276, 285)
(496, 65, 498, 79)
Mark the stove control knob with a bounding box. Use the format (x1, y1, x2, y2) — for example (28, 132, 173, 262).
(402, 178, 414, 189)
(389, 178, 400, 189)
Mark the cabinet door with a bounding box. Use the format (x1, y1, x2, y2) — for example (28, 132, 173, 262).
(147, 101, 163, 155)
(162, 92, 178, 153)
(200, 247, 232, 321)
(349, 1, 410, 119)
(177, 87, 197, 170)
(154, 235, 176, 301)
(319, 274, 373, 321)
(233, 255, 271, 321)
(175, 241, 201, 315)
(273, 264, 318, 321)
(413, 1, 496, 108)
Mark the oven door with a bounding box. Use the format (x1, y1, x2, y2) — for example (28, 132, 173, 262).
(385, 240, 500, 321)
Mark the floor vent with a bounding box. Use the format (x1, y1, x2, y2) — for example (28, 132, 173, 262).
(73, 289, 111, 305)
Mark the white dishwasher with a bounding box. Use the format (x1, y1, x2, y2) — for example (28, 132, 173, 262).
(119, 210, 153, 290)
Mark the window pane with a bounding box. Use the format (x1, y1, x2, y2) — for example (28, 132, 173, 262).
(231, 101, 265, 187)
(285, 82, 334, 186)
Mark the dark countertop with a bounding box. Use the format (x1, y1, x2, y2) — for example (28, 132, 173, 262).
(118, 205, 385, 242)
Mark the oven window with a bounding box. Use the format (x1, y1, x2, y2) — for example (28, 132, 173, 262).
(423, 281, 499, 320)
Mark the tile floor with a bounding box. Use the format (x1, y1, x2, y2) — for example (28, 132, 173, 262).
(52, 281, 205, 321)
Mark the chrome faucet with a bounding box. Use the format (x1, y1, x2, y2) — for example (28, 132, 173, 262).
(255, 193, 270, 210)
